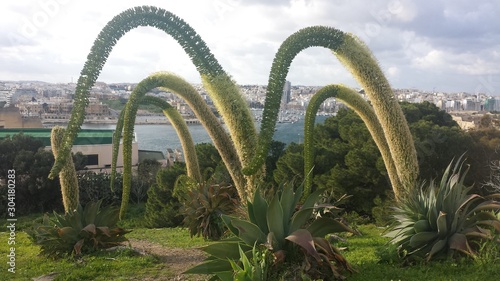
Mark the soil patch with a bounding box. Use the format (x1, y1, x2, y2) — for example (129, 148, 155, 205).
(128, 238, 209, 281)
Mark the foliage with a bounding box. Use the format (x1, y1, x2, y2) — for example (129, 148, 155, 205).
(312, 109, 389, 216)
(243, 26, 418, 204)
(386, 157, 500, 262)
(179, 181, 239, 240)
(27, 200, 130, 258)
(186, 183, 355, 280)
(228, 244, 272, 281)
(371, 191, 396, 227)
(119, 84, 202, 219)
(51, 126, 79, 213)
(3, 224, 500, 281)
(78, 171, 122, 207)
(134, 158, 161, 204)
(143, 163, 185, 228)
(273, 142, 305, 185)
(467, 128, 500, 189)
(0, 232, 162, 281)
(0, 134, 63, 216)
(51, 6, 418, 206)
(304, 84, 400, 199)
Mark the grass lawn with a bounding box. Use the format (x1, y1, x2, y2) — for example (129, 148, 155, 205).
(1, 213, 498, 280)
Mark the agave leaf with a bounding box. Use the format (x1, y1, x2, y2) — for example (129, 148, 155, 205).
(238, 244, 252, 273)
(409, 231, 438, 248)
(468, 201, 500, 216)
(290, 207, 315, 233)
(427, 238, 447, 261)
(231, 219, 267, 246)
(251, 189, 269, 234)
(285, 229, 321, 262)
(202, 242, 251, 260)
(247, 202, 256, 224)
(413, 220, 431, 233)
(97, 226, 111, 237)
(184, 259, 232, 275)
(301, 188, 324, 210)
(216, 271, 235, 281)
(267, 195, 285, 246)
(221, 215, 239, 236)
(436, 212, 448, 238)
(74, 238, 85, 255)
(462, 227, 492, 240)
(264, 232, 278, 251)
(307, 217, 355, 237)
(83, 201, 100, 225)
(81, 224, 96, 235)
(476, 220, 500, 233)
(280, 183, 296, 234)
(449, 233, 474, 256)
(57, 227, 78, 240)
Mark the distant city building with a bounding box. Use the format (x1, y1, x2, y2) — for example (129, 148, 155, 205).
(281, 80, 291, 109)
(0, 128, 139, 171)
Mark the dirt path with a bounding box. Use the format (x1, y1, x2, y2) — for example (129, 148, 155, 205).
(128, 239, 209, 281)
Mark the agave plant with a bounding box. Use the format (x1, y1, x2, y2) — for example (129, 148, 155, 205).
(179, 180, 239, 241)
(27, 200, 130, 257)
(386, 157, 500, 261)
(185, 182, 355, 280)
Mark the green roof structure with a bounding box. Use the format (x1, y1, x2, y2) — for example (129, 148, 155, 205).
(0, 128, 115, 147)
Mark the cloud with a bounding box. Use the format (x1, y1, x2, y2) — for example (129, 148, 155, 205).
(0, 0, 500, 94)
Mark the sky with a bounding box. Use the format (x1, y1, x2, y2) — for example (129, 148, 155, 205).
(1, 0, 500, 94)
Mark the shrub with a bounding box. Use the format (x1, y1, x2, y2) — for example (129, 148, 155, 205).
(27, 200, 130, 258)
(180, 181, 239, 240)
(144, 163, 185, 228)
(186, 183, 355, 280)
(78, 172, 122, 207)
(386, 157, 500, 262)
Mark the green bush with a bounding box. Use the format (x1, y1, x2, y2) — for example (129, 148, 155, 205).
(180, 182, 239, 240)
(27, 200, 130, 258)
(78, 172, 123, 207)
(143, 163, 185, 228)
(186, 183, 355, 280)
(386, 157, 500, 262)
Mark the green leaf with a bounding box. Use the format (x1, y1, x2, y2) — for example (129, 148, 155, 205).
(301, 188, 324, 210)
(251, 190, 269, 233)
(409, 232, 438, 248)
(231, 219, 266, 246)
(290, 207, 315, 233)
(267, 195, 285, 247)
(239, 244, 252, 273)
(83, 201, 100, 225)
(427, 238, 447, 260)
(413, 220, 430, 233)
(221, 215, 239, 236)
(184, 259, 232, 275)
(280, 183, 296, 234)
(436, 211, 448, 238)
(202, 242, 251, 260)
(307, 217, 355, 237)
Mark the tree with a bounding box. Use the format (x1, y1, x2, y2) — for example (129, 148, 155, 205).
(0, 134, 63, 216)
(144, 162, 186, 228)
(134, 159, 161, 204)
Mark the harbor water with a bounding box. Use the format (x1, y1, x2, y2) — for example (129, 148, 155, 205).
(82, 115, 329, 153)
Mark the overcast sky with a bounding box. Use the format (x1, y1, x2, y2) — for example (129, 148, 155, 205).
(1, 0, 500, 94)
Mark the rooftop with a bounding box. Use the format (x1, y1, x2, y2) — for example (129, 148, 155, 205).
(0, 128, 115, 146)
